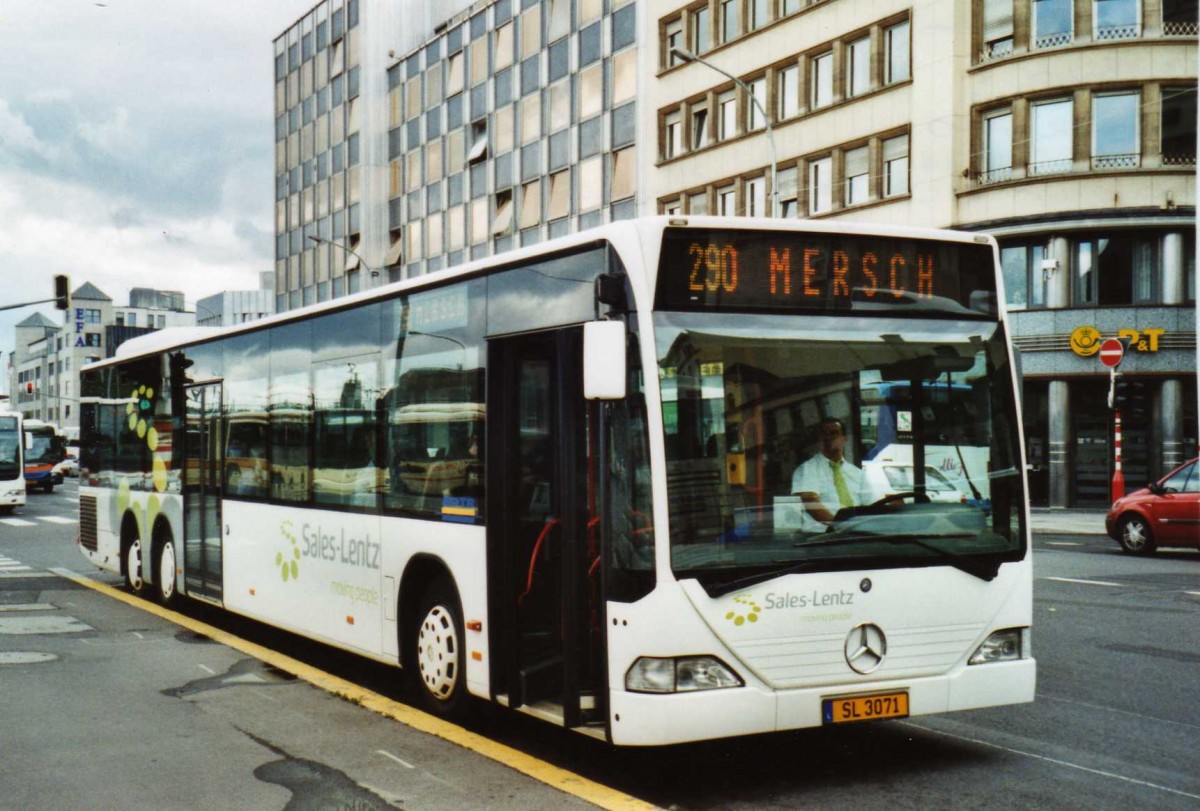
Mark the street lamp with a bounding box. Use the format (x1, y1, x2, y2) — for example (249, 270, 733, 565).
(307, 235, 379, 279)
(671, 47, 779, 219)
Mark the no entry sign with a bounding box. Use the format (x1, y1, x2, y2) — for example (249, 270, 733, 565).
(1099, 337, 1124, 368)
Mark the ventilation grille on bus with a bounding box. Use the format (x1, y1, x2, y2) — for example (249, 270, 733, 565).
(79, 494, 98, 552)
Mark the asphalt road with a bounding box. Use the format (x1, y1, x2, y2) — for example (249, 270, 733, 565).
(2, 481, 1197, 810)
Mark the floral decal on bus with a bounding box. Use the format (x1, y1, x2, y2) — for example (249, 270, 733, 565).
(725, 593, 761, 626)
(126, 385, 168, 493)
(277, 520, 300, 582)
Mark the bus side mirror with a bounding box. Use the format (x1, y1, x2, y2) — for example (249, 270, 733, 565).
(583, 321, 626, 400)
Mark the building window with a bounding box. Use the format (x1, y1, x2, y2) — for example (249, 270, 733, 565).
(519, 180, 541, 229)
(781, 0, 801, 16)
(1000, 243, 1048, 310)
(1030, 98, 1073, 175)
(1074, 235, 1158, 305)
(665, 17, 684, 66)
(1094, 0, 1140, 40)
(981, 0, 1014, 59)
(115, 313, 124, 327)
(811, 52, 833, 109)
(747, 78, 767, 132)
(845, 145, 869, 205)
(720, 0, 739, 44)
(688, 190, 709, 215)
(1164, 0, 1200, 34)
(691, 103, 710, 149)
(778, 166, 798, 217)
(778, 65, 800, 119)
(718, 91, 737, 141)
(745, 176, 767, 217)
(809, 156, 832, 214)
(885, 20, 910, 84)
(749, 0, 769, 30)
(1092, 91, 1140, 169)
(84, 309, 102, 324)
(883, 134, 909, 196)
(127, 313, 138, 327)
(664, 111, 683, 159)
(717, 185, 736, 215)
(1161, 86, 1198, 166)
(548, 170, 570, 220)
(691, 5, 711, 54)
(492, 190, 514, 236)
(84, 333, 102, 348)
(983, 108, 1013, 183)
(847, 37, 870, 97)
(612, 146, 636, 201)
(1033, 0, 1073, 48)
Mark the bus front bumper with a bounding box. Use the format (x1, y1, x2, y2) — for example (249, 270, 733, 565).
(607, 658, 1036, 746)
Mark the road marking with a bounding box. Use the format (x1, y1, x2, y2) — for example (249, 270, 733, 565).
(51, 568, 660, 811)
(0, 573, 54, 579)
(1043, 576, 1122, 587)
(0, 564, 32, 571)
(198, 664, 217, 675)
(0, 518, 37, 527)
(1044, 542, 1082, 547)
(903, 721, 1200, 801)
(0, 604, 54, 613)
(377, 750, 415, 769)
(38, 516, 77, 525)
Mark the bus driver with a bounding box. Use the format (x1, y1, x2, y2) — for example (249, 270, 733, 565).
(791, 417, 874, 532)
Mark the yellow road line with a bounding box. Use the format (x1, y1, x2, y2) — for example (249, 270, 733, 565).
(55, 569, 659, 811)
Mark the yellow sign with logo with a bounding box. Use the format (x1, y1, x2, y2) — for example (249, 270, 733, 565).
(1071, 326, 1165, 356)
(1069, 326, 1102, 356)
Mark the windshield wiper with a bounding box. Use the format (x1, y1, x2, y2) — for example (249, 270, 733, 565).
(701, 560, 821, 599)
(794, 533, 1001, 582)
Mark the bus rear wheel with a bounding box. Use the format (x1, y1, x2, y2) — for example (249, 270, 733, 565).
(124, 537, 146, 596)
(412, 577, 468, 718)
(154, 535, 179, 608)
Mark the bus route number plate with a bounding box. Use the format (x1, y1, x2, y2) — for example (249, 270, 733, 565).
(822, 691, 909, 724)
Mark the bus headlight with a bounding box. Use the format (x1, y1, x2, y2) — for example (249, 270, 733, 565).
(968, 629, 1025, 665)
(626, 656, 744, 693)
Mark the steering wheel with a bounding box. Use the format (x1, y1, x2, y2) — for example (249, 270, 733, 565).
(868, 491, 932, 508)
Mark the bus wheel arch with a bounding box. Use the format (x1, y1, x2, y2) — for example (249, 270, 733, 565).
(400, 557, 468, 717)
(151, 518, 179, 607)
(120, 512, 146, 596)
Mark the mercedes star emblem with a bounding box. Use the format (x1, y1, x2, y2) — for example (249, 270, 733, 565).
(844, 623, 887, 674)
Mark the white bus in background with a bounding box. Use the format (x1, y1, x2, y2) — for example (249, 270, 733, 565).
(77, 217, 1032, 746)
(0, 411, 25, 512)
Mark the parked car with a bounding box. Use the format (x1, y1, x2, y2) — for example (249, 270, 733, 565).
(1106, 458, 1200, 554)
(53, 456, 79, 479)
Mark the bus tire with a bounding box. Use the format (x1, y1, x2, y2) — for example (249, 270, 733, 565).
(123, 533, 147, 597)
(411, 576, 468, 718)
(153, 531, 179, 608)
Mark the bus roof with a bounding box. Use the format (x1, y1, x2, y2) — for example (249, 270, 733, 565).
(82, 216, 997, 372)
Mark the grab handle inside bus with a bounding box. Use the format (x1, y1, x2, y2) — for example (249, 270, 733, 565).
(583, 320, 626, 400)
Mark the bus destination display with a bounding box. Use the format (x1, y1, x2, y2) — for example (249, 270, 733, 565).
(656, 228, 997, 316)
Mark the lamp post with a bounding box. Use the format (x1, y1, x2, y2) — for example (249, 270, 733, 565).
(671, 47, 779, 219)
(307, 235, 379, 280)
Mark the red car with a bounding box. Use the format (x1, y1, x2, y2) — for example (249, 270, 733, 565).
(1106, 458, 1200, 554)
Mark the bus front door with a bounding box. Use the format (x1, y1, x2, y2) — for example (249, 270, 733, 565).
(183, 382, 224, 602)
(489, 329, 604, 730)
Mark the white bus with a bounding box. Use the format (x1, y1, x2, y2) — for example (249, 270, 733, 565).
(0, 410, 25, 512)
(77, 217, 1033, 746)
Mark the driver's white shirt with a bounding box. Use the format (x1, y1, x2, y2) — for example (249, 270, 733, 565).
(791, 454, 874, 532)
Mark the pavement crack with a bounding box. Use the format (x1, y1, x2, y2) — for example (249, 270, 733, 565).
(240, 728, 398, 810)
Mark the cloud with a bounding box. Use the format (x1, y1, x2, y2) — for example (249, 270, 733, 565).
(0, 99, 63, 163)
(78, 106, 142, 156)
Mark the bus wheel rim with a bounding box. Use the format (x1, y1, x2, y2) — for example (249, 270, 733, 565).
(417, 605, 459, 700)
(127, 540, 143, 590)
(159, 543, 175, 599)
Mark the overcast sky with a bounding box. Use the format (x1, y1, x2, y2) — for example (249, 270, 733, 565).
(0, 0, 311, 370)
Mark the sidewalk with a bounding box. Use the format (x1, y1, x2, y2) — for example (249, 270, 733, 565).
(1029, 508, 1108, 535)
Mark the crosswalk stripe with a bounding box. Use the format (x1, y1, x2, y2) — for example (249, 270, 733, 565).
(37, 516, 77, 525)
(0, 518, 37, 527)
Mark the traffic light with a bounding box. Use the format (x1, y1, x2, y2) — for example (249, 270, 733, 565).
(24, 381, 34, 395)
(1112, 377, 1150, 417)
(53, 274, 70, 311)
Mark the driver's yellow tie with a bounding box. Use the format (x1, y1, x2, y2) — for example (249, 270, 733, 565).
(831, 460, 853, 508)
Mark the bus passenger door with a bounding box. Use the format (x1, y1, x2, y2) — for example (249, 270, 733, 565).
(489, 329, 603, 729)
(183, 382, 224, 602)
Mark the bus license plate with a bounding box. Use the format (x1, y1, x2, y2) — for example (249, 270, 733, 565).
(823, 691, 909, 724)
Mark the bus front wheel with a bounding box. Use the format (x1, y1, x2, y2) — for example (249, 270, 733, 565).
(411, 577, 468, 718)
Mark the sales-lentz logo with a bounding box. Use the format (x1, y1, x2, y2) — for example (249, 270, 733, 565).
(725, 594, 761, 626)
(277, 520, 301, 582)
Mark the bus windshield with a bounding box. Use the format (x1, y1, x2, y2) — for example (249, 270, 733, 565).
(0, 417, 20, 480)
(654, 312, 1024, 592)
